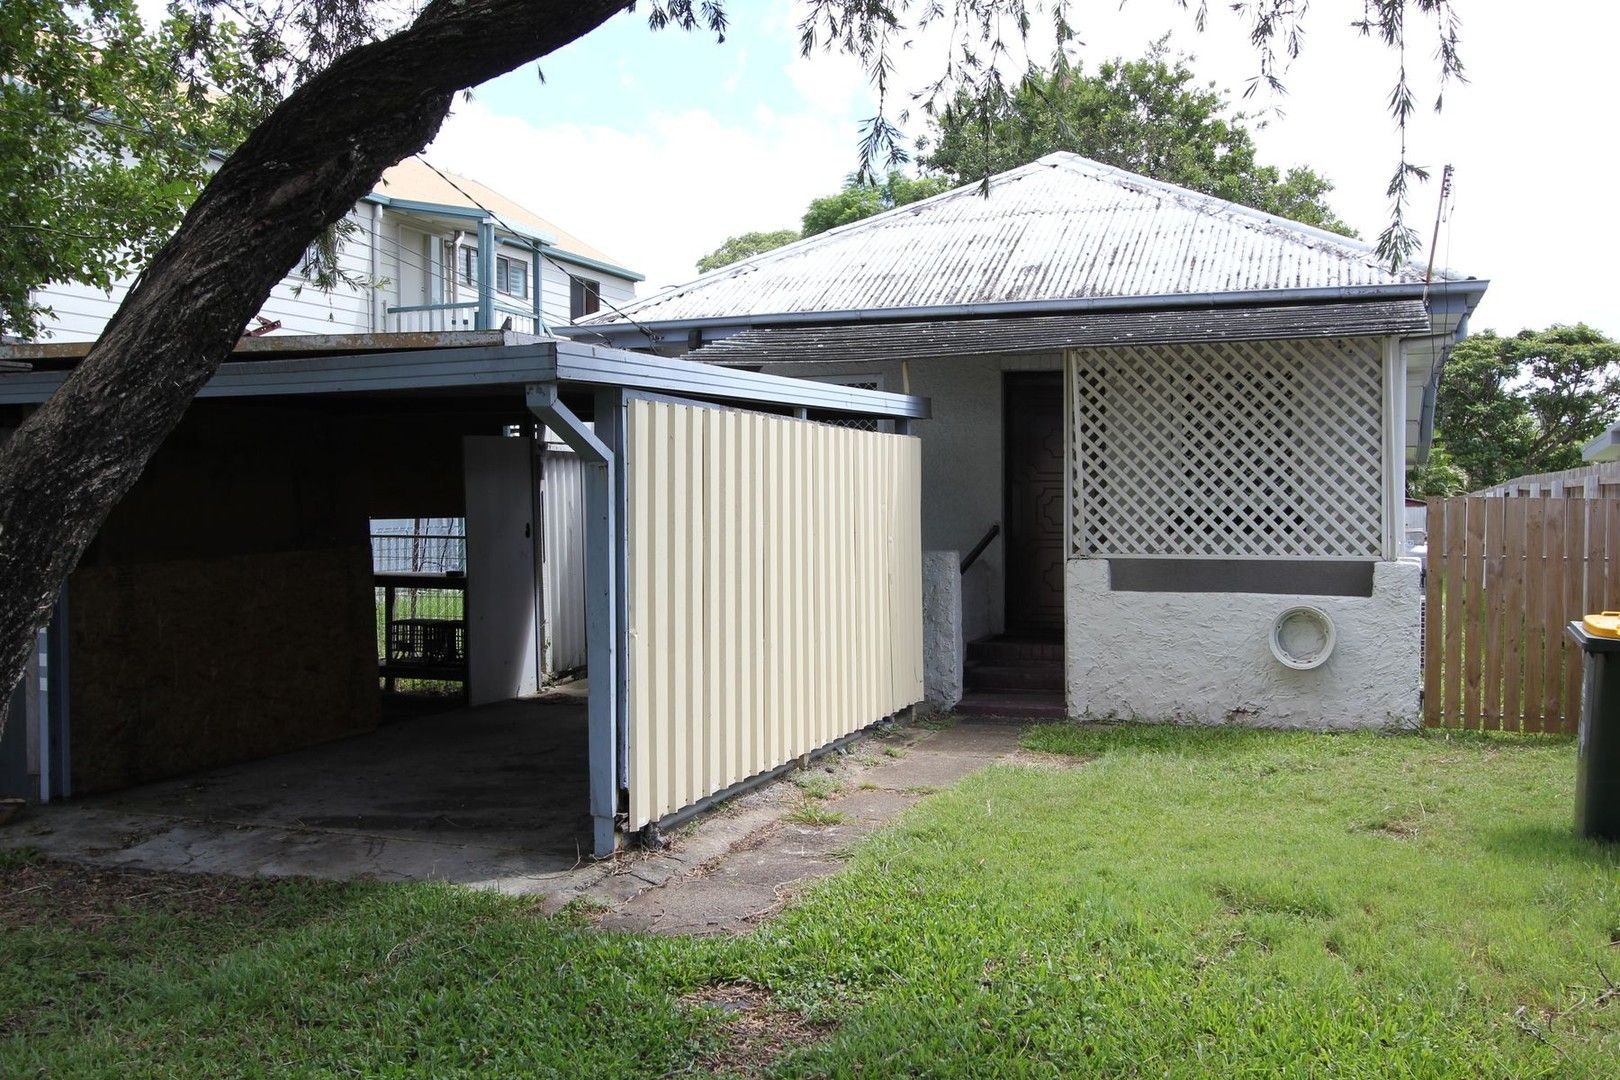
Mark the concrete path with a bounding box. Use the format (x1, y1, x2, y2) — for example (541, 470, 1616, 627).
(587, 722, 1022, 935)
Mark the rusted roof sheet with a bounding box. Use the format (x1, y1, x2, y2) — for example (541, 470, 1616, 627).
(581, 153, 1474, 329)
(686, 301, 1434, 366)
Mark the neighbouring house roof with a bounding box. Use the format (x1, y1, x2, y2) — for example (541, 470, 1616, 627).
(686, 300, 1433, 366)
(574, 151, 1483, 331)
(373, 158, 643, 281)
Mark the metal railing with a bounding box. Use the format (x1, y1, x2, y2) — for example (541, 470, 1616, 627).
(961, 523, 1001, 574)
(384, 301, 479, 333)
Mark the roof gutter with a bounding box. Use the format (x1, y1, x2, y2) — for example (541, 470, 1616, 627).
(561, 280, 1492, 341)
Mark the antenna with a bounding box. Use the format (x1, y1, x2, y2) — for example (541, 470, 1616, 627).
(1423, 164, 1455, 304)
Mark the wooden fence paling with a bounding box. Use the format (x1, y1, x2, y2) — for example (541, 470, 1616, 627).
(1482, 497, 1506, 730)
(1540, 500, 1566, 732)
(1442, 498, 1467, 724)
(1501, 498, 1527, 732)
(1423, 498, 1446, 727)
(1521, 499, 1548, 730)
(1461, 498, 1484, 726)
(1562, 504, 1587, 733)
(1421, 495, 1620, 733)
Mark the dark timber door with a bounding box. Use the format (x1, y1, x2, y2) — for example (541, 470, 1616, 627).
(1003, 372, 1065, 635)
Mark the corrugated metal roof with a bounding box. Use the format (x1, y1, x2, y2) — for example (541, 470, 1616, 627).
(376, 159, 638, 277)
(580, 152, 1474, 329)
(686, 301, 1433, 366)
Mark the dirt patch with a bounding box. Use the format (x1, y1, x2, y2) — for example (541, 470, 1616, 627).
(680, 980, 833, 1076)
(1005, 749, 1097, 770)
(0, 854, 285, 931)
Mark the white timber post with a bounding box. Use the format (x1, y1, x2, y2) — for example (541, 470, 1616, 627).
(1383, 336, 1407, 560)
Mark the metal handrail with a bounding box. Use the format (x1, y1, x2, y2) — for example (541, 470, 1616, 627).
(384, 301, 478, 314)
(960, 523, 1001, 574)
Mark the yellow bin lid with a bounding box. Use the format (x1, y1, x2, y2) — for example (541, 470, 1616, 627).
(1583, 612, 1620, 638)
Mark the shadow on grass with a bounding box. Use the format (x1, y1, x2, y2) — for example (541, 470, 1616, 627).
(1021, 720, 1304, 760)
(1476, 820, 1620, 869)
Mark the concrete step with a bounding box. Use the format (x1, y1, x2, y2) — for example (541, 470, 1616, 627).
(955, 690, 1068, 721)
(963, 662, 1065, 693)
(965, 638, 1063, 665)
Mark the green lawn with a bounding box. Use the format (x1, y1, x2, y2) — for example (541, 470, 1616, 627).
(4, 726, 1618, 1077)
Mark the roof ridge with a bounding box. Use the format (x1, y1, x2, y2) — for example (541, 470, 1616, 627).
(578, 163, 1055, 326)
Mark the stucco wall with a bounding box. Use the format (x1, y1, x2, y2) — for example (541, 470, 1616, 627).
(759, 351, 1063, 643)
(1065, 559, 1421, 730)
(922, 551, 963, 707)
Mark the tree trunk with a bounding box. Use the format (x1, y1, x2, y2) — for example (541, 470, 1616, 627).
(0, 0, 631, 735)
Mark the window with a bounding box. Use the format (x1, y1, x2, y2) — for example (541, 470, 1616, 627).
(570, 276, 602, 320)
(495, 255, 527, 298)
(461, 249, 529, 299)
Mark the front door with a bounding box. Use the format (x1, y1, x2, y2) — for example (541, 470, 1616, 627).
(1003, 372, 1065, 635)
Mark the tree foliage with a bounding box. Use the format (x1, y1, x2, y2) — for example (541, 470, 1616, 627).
(1432, 325, 1620, 491)
(695, 229, 801, 273)
(802, 171, 954, 236)
(695, 171, 951, 273)
(0, 0, 262, 338)
(920, 41, 1353, 234)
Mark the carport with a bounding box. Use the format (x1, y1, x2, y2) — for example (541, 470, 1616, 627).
(0, 332, 928, 860)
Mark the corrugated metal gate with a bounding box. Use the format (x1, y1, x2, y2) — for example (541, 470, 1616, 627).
(624, 398, 923, 828)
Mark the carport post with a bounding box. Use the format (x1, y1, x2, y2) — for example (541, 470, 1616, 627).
(526, 383, 618, 857)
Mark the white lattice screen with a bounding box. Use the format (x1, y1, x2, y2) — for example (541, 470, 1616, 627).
(1070, 338, 1385, 559)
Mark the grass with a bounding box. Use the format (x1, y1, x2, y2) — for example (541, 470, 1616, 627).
(790, 771, 843, 801)
(4, 725, 1619, 1076)
(783, 804, 848, 827)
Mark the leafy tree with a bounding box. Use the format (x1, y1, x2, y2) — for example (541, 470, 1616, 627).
(0, 0, 1468, 732)
(801, 171, 954, 237)
(921, 40, 1353, 234)
(1433, 325, 1620, 490)
(695, 172, 951, 272)
(0, 1, 263, 338)
(1406, 444, 1469, 499)
(695, 229, 801, 273)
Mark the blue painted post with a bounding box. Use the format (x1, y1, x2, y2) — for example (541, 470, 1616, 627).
(526, 383, 618, 856)
(476, 218, 496, 331)
(531, 244, 546, 335)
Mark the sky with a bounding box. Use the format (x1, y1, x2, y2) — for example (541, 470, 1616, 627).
(419, 1, 1618, 336)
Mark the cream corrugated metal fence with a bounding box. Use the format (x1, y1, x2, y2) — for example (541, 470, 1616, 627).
(625, 399, 923, 828)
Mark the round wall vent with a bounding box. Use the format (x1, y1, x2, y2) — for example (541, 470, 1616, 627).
(1270, 606, 1336, 670)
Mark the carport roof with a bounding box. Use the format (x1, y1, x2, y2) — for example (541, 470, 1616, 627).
(0, 332, 930, 418)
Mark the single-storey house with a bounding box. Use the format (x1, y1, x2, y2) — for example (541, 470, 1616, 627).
(568, 152, 1489, 728)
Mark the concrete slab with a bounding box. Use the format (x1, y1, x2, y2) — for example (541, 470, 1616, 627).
(1, 685, 600, 887)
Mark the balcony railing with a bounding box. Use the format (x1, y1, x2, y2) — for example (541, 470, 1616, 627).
(384, 299, 543, 336)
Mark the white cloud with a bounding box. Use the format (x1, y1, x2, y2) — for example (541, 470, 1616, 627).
(423, 97, 858, 292)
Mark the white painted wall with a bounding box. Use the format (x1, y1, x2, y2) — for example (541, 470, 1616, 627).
(760, 351, 1064, 643)
(1065, 558, 1422, 729)
(25, 208, 638, 342)
(462, 435, 541, 705)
